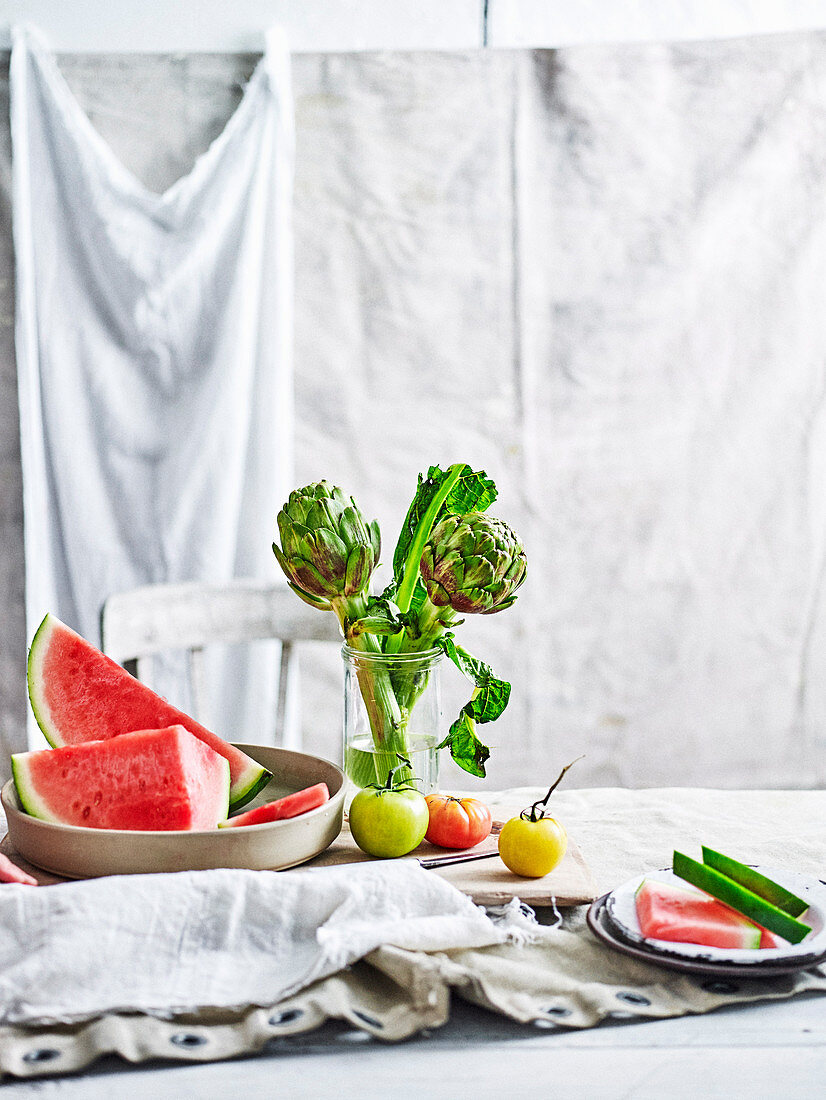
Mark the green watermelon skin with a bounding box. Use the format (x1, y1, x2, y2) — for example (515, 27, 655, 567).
(12, 725, 230, 831)
(636, 879, 763, 949)
(27, 614, 270, 810)
(700, 846, 808, 918)
(672, 850, 811, 945)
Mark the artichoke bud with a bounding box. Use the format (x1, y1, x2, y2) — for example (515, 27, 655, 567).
(293, 559, 342, 598)
(344, 544, 374, 596)
(286, 579, 333, 612)
(368, 519, 381, 562)
(276, 513, 302, 557)
(313, 526, 349, 573)
(272, 542, 292, 580)
(463, 555, 495, 589)
(273, 481, 381, 602)
(420, 512, 527, 616)
(338, 505, 368, 542)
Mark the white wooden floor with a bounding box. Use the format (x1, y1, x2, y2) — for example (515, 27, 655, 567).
(3, 992, 825, 1099)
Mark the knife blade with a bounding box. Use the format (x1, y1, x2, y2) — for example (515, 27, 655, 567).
(417, 849, 500, 869)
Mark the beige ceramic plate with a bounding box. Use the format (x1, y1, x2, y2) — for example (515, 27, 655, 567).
(1, 744, 344, 878)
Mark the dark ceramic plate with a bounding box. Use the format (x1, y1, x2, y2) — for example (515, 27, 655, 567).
(603, 867, 826, 968)
(587, 876, 826, 979)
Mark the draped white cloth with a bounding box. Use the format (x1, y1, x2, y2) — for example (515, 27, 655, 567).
(11, 26, 294, 747)
(0, 861, 516, 1025)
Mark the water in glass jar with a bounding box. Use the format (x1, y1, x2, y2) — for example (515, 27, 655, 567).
(343, 733, 439, 805)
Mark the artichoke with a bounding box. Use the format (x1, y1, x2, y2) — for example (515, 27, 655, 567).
(273, 464, 527, 780)
(419, 512, 527, 615)
(273, 482, 381, 609)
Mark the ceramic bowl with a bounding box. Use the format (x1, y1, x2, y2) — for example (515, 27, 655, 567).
(1, 744, 344, 878)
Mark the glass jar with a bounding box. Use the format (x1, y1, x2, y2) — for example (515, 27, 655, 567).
(342, 644, 442, 801)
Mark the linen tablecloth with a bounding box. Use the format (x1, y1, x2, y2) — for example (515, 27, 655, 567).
(2, 787, 825, 1078)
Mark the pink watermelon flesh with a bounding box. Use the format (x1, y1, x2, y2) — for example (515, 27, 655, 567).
(636, 879, 766, 949)
(12, 725, 230, 831)
(219, 782, 330, 828)
(0, 852, 38, 886)
(27, 614, 270, 809)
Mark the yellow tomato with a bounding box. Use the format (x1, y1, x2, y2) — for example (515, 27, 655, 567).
(498, 815, 567, 878)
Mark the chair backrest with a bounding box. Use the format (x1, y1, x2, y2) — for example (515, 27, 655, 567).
(100, 579, 342, 749)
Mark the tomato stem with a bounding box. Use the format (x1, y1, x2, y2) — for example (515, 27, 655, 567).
(380, 754, 420, 793)
(523, 755, 585, 822)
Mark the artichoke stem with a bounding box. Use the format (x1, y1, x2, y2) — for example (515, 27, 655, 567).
(337, 595, 411, 775)
(398, 597, 455, 655)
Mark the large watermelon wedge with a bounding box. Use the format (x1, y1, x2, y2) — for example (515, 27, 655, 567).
(27, 614, 270, 810)
(12, 726, 230, 831)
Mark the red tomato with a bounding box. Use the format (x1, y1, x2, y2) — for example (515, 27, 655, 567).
(424, 795, 492, 849)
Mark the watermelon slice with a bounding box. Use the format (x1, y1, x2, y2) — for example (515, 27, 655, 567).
(700, 846, 808, 917)
(0, 853, 38, 886)
(636, 879, 765, 949)
(27, 614, 270, 810)
(673, 850, 811, 944)
(219, 782, 330, 828)
(12, 725, 230, 831)
(759, 927, 786, 949)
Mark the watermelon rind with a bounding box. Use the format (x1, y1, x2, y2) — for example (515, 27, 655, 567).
(701, 846, 809, 918)
(11, 752, 53, 822)
(673, 850, 812, 945)
(206, 756, 232, 828)
(228, 767, 272, 811)
(26, 613, 270, 810)
(26, 613, 60, 748)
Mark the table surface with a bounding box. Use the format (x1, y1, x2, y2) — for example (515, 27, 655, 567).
(2, 993, 825, 1100)
(3, 785, 826, 1098)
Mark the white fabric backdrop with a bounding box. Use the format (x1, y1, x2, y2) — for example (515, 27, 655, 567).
(289, 37, 826, 791)
(2, 33, 826, 789)
(10, 27, 294, 747)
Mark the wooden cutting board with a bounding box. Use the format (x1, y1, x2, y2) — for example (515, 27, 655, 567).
(0, 825, 597, 908)
(300, 820, 596, 907)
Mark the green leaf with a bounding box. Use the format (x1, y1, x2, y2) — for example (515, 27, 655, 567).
(383, 464, 499, 651)
(433, 634, 511, 777)
(438, 711, 491, 778)
(443, 466, 498, 515)
(437, 634, 511, 723)
(391, 462, 494, 576)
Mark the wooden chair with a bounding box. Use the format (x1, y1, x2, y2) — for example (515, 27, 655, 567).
(100, 579, 342, 748)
